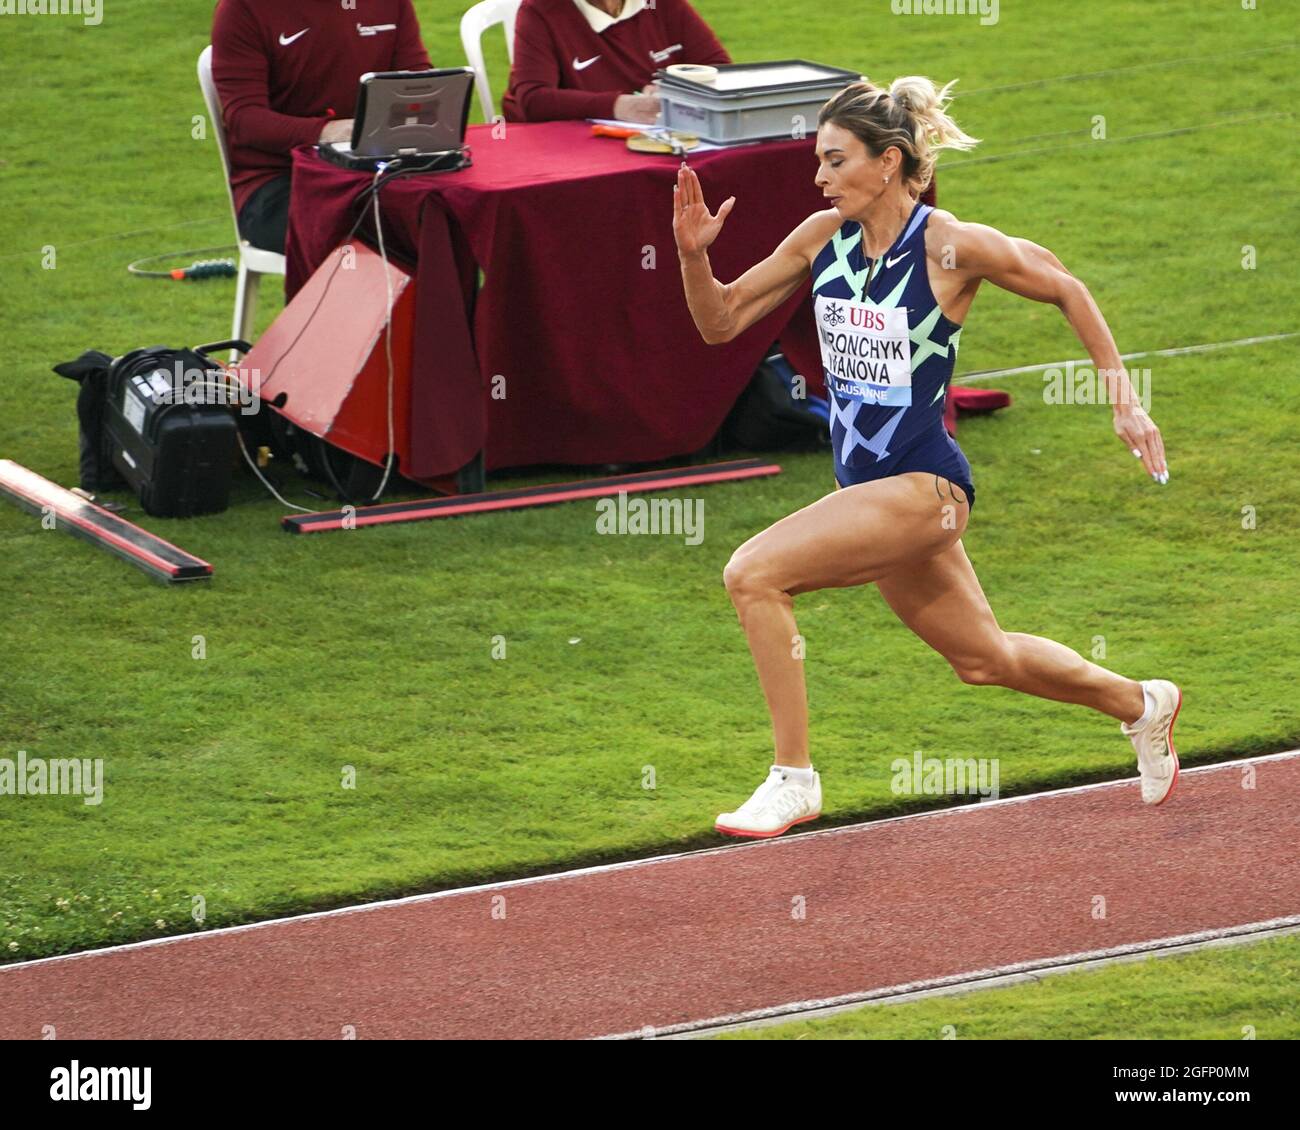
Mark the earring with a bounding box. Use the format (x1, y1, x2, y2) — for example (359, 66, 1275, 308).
(884, 175, 890, 185)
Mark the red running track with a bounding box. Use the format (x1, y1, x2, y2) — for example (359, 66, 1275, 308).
(2, 753, 1298, 1040)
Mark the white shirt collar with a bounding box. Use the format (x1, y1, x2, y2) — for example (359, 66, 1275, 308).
(572, 0, 648, 35)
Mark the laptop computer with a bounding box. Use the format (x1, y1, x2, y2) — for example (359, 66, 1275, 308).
(319, 67, 475, 172)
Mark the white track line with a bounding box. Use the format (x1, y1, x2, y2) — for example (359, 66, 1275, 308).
(640, 918, 1300, 1041)
(0, 216, 228, 262)
(952, 331, 1300, 385)
(671, 922, 1300, 1038)
(957, 43, 1296, 97)
(2, 749, 1297, 976)
(937, 111, 1293, 171)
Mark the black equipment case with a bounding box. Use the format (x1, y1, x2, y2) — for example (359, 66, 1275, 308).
(101, 341, 248, 518)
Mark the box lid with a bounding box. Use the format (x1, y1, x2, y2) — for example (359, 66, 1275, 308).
(655, 60, 860, 100)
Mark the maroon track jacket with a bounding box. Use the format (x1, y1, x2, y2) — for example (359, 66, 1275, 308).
(502, 0, 731, 123)
(211, 0, 431, 217)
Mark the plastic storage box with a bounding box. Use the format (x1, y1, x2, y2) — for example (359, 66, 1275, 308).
(656, 60, 860, 145)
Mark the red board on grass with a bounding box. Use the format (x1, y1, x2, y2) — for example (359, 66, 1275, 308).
(231, 243, 419, 479)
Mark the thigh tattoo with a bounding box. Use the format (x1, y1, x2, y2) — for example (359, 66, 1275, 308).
(933, 475, 970, 506)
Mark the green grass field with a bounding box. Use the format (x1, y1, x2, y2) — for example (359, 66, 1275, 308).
(718, 933, 1300, 1040)
(1, 0, 1297, 1026)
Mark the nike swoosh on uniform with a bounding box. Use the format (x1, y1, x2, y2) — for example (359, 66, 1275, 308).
(279, 29, 309, 46)
(885, 251, 911, 269)
(573, 55, 602, 71)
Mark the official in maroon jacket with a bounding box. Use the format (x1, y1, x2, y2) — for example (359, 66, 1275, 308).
(212, 0, 431, 253)
(503, 0, 731, 125)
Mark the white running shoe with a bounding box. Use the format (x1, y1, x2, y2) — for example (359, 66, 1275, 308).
(715, 765, 822, 838)
(1121, 679, 1182, 805)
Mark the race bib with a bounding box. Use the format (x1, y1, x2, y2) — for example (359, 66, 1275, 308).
(815, 296, 912, 407)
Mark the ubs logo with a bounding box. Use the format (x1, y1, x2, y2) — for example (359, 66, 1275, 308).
(822, 302, 845, 327)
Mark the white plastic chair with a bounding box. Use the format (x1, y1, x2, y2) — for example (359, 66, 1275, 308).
(460, 0, 523, 122)
(197, 45, 287, 360)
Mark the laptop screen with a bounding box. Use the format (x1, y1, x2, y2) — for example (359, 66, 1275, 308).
(350, 68, 474, 157)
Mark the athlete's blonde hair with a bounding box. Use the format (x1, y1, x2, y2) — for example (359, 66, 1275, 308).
(818, 76, 979, 196)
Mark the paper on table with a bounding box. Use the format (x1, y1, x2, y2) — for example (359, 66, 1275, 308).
(588, 116, 662, 131)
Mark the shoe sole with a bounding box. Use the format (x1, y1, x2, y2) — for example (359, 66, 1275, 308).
(1146, 686, 1182, 807)
(714, 811, 821, 839)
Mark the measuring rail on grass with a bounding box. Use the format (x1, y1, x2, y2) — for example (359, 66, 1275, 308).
(283, 459, 783, 533)
(0, 460, 213, 584)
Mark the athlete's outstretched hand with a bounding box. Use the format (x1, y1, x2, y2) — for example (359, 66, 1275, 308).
(673, 163, 735, 257)
(1114, 402, 1169, 483)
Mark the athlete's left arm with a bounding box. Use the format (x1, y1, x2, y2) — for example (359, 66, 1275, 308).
(947, 219, 1168, 482)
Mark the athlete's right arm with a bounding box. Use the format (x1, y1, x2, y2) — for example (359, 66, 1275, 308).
(674, 164, 835, 345)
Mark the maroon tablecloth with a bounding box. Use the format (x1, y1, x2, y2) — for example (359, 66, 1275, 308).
(286, 122, 830, 480)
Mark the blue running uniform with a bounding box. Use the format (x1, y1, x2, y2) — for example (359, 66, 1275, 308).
(811, 202, 975, 509)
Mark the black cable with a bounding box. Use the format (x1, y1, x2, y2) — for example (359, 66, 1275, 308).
(317, 434, 356, 505)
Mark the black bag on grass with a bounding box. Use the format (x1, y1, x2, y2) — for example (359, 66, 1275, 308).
(54, 340, 250, 516)
(52, 350, 127, 493)
(721, 351, 831, 454)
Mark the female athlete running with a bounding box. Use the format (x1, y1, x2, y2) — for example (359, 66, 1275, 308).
(673, 77, 1180, 838)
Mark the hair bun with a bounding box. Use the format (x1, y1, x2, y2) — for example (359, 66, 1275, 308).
(889, 76, 940, 115)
